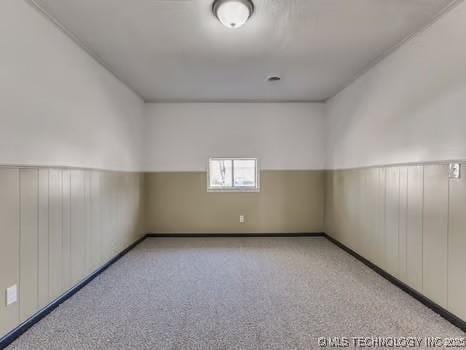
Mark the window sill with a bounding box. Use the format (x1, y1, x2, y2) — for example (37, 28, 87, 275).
(207, 187, 260, 193)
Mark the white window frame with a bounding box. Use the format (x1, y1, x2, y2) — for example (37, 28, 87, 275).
(207, 158, 260, 192)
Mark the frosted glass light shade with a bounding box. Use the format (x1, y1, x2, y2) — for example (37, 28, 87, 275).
(213, 0, 254, 29)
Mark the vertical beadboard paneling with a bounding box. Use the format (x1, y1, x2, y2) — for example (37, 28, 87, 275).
(335, 171, 344, 242)
(358, 169, 369, 259)
(48, 169, 63, 299)
(349, 170, 362, 254)
(422, 164, 448, 307)
(90, 171, 102, 272)
(62, 170, 72, 292)
(384, 167, 400, 277)
(124, 174, 134, 247)
(374, 167, 386, 267)
(329, 171, 339, 237)
(364, 168, 378, 264)
(37, 169, 49, 308)
(0, 169, 20, 337)
(138, 174, 145, 239)
(84, 171, 92, 275)
(19, 169, 39, 322)
(406, 166, 423, 290)
(340, 170, 351, 248)
(70, 170, 86, 284)
(324, 171, 334, 235)
(398, 167, 408, 283)
(0, 168, 144, 339)
(114, 174, 124, 252)
(109, 173, 118, 257)
(101, 172, 111, 263)
(325, 162, 464, 321)
(447, 163, 466, 320)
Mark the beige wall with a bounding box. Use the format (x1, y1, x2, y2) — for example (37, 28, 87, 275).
(145, 171, 324, 234)
(325, 163, 466, 321)
(0, 167, 144, 338)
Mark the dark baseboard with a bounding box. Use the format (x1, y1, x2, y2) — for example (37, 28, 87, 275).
(146, 232, 325, 238)
(0, 235, 147, 350)
(323, 233, 466, 332)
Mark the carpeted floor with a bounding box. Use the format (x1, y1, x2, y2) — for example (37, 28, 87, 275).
(8, 237, 463, 349)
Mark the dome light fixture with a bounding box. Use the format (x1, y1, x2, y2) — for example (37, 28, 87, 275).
(212, 0, 254, 29)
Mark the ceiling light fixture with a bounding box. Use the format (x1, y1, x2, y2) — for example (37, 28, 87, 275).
(212, 0, 254, 29)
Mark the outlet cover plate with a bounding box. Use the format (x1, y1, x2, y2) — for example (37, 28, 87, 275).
(449, 163, 461, 179)
(6, 284, 17, 306)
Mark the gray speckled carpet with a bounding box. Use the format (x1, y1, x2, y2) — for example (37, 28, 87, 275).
(8, 237, 463, 349)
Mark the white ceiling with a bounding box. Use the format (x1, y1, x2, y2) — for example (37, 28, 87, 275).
(32, 0, 456, 102)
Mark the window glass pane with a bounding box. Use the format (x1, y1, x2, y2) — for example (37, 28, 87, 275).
(233, 159, 256, 187)
(209, 159, 233, 188)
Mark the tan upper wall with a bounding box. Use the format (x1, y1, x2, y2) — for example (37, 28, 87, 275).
(145, 170, 324, 234)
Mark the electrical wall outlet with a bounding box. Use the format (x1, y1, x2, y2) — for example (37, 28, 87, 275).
(6, 284, 17, 306)
(239, 215, 245, 223)
(449, 163, 461, 179)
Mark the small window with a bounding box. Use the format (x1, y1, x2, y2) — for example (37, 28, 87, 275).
(208, 158, 259, 192)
